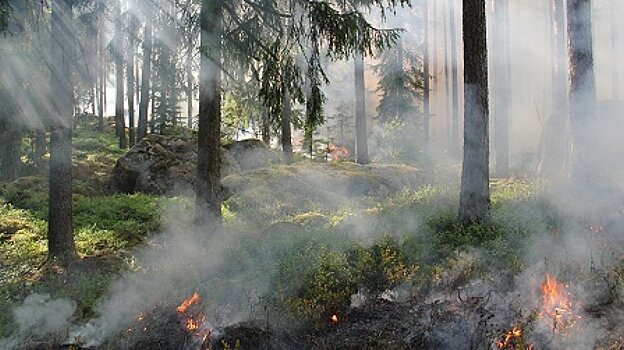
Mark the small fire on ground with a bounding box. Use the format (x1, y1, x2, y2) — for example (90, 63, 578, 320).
(177, 292, 212, 343)
(539, 274, 581, 333)
(495, 274, 581, 349)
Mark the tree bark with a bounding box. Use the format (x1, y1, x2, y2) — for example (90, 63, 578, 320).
(127, 17, 137, 147)
(138, 15, 152, 141)
(0, 121, 21, 181)
(114, 2, 126, 149)
(48, 0, 77, 264)
(567, 0, 596, 183)
(187, 39, 194, 128)
(281, 86, 293, 163)
(449, 0, 460, 155)
(423, 0, 430, 145)
(196, 0, 223, 225)
(97, 4, 105, 130)
(458, 0, 490, 225)
(262, 106, 270, 145)
(354, 53, 369, 164)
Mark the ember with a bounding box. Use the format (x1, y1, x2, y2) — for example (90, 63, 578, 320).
(177, 292, 201, 314)
(539, 274, 581, 333)
(495, 325, 533, 349)
(329, 145, 349, 160)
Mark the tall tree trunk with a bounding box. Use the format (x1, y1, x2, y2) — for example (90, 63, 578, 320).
(491, 0, 510, 177)
(138, 15, 152, 141)
(196, 0, 223, 224)
(443, 0, 452, 147)
(281, 86, 293, 163)
(567, 0, 596, 183)
(127, 18, 137, 147)
(97, 6, 105, 130)
(262, 106, 270, 145)
(114, 3, 127, 149)
(187, 39, 194, 128)
(48, 0, 77, 264)
(449, 0, 460, 155)
(458, 0, 490, 225)
(423, 0, 430, 145)
(354, 53, 368, 164)
(0, 122, 21, 181)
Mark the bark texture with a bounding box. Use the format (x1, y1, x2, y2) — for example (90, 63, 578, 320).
(114, 2, 126, 149)
(48, 0, 77, 263)
(138, 15, 152, 141)
(423, 0, 430, 145)
(127, 18, 137, 147)
(281, 86, 293, 163)
(567, 0, 596, 183)
(458, 0, 490, 225)
(196, 0, 223, 224)
(354, 53, 368, 164)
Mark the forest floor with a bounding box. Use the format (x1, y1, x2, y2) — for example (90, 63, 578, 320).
(2, 124, 624, 349)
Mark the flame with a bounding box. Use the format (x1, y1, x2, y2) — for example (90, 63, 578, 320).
(330, 314, 339, 323)
(495, 325, 522, 349)
(177, 292, 200, 314)
(186, 318, 200, 331)
(328, 144, 349, 160)
(540, 274, 580, 333)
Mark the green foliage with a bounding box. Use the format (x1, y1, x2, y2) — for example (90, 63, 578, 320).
(73, 194, 160, 244)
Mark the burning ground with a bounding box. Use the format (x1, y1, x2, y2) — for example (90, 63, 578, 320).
(3, 161, 624, 349)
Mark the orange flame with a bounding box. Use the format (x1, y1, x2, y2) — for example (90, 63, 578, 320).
(330, 314, 339, 323)
(329, 145, 349, 160)
(540, 274, 580, 332)
(177, 292, 200, 314)
(186, 318, 200, 331)
(496, 325, 522, 349)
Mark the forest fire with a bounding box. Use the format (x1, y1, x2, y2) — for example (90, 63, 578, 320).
(176, 292, 212, 344)
(539, 274, 580, 333)
(330, 314, 339, 324)
(495, 325, 533, 350)
(329, 145, 349, 160)
(177, 292, 201, 314)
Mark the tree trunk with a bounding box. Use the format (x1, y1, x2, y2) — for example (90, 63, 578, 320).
(423, 0, 430, 145)
(443, 0, 452, 147)
(449, 0, 460, 155)
(262, 106, 270, 145)
(138, 16, 152, 141)
(567, 0, 596, 183)
(354, 53, 368, 164)
(458, 0, 490, 225)
(196, 0, 223, 225)
(127, 18, 137, 147)
(0, 121, 21, 181)
(48, 0, 77, 264)
(491, 0, 510, 177)
(187, 40, 194, 128)
(97, 6, 105, 130)
(114, 3, 127, 149)
(281, 86, 293, 163)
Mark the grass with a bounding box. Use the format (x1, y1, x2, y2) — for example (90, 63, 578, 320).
(0, 123, 562, 340)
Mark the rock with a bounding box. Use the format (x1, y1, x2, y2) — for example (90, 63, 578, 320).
(110, 135, 269, 195)
(224, 139, 281, 172)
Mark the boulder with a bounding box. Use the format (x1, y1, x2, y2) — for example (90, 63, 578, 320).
(224, 139, 281, 172)
(111, 135, 279, 195)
